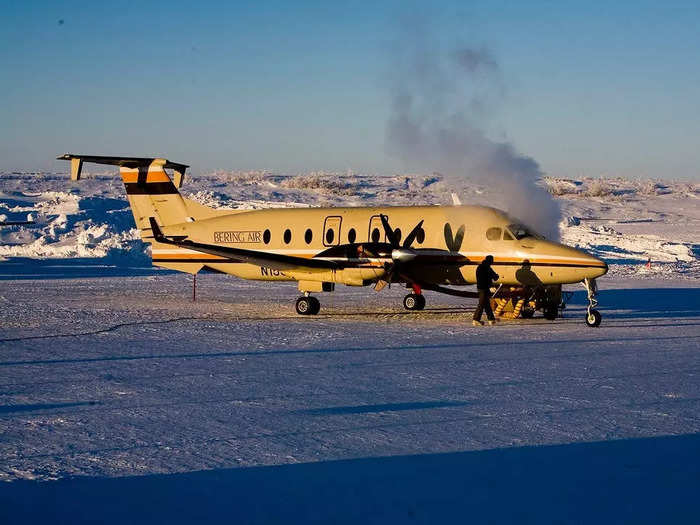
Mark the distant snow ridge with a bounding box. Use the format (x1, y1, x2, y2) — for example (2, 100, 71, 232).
(0, 187, 145, 262)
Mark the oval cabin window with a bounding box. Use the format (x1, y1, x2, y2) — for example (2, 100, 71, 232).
(486, 227, 502, 241)
(394, 228, 402, 243)
(305, 228, 313, 244)
(325, 228, 335, 244)
(348, 228, 356, 243)
(263, 229, 271, 244)
(416, 227, 425, 244)
(284, 229, 292, 244)
(371, 228, 381, 243)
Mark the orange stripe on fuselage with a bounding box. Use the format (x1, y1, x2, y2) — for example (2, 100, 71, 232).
(150, 251, 605, 268)
(491, 257, 606, 268)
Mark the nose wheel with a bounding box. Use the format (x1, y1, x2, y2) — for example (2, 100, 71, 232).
(296, 295, 321, 315)
(586, 309, 602, 327)
(582, 278, 601, 327)
(403, 293, 426, 311)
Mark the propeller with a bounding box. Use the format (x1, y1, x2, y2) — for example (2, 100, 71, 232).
(374, 215, 424, 291)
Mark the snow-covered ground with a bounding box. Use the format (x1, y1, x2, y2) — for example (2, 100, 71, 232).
(0, 172, 699, 523)
(0, 274, 699, 523)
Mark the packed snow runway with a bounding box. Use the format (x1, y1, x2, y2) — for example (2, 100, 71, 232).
(1, 273, 699, 523)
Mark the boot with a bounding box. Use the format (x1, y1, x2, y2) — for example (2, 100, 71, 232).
(472, 320, 484, 326)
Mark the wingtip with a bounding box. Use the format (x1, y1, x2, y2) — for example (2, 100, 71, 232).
(148, 217, 162, 239)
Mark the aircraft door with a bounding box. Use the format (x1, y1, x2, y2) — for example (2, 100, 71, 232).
(323, 216, 342, 246)
(368, 215, 385, 243)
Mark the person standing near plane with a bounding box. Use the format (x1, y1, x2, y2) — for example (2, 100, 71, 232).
(473, 255, 499, 326)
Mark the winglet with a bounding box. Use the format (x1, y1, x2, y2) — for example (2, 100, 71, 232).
(148, 217, 164, 241)
(148, 217, 188, 243)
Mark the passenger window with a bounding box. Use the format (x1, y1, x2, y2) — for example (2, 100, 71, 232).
(416, 227, 425, 244)
(263, 229, 271, 244)
(284, 229, 292, 244)
(325, 228, 334, 244)
(486, 227, 502, 241)
(371, 228, 380, 243)
(503, 230, 514, 240)
(348, 228, 356, 243)
(305, 228, 312, 244)
(394, 228, 402, 243)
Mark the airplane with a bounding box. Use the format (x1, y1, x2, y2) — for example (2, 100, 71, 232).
(58, 154, 607, 327)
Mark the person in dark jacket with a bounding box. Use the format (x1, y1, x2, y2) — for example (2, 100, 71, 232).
(473, 255, 499, 325)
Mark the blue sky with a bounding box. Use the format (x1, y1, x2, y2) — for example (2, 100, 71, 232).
(1, 1, 699, 179)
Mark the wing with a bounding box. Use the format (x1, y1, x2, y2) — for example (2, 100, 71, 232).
(148, 217, 337, 271)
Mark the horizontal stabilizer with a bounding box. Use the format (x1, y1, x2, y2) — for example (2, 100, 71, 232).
(57, 154, 188, 185)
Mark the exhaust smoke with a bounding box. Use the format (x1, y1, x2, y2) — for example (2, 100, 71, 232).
(385, 24, 561, 240)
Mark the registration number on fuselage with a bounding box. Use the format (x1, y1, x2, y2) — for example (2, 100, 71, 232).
(213, 231, 261, 243)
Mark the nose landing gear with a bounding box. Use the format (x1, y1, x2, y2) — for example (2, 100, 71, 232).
(583, 278, 601, 327)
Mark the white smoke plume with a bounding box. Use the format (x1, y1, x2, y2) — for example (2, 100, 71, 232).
(385, 24, 561, 240)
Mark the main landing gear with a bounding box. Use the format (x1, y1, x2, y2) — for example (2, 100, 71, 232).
(403, 293, 426, 311)
(295, 293, 321, 315)
(403, 284, 426, 311)
(583, 278, 602, 327)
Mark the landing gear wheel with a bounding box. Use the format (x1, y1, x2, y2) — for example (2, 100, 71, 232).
(582, 278, 601, 327)
(403, 293, 425, 311)
(543, 306, 558, 320)
(585, 309, 601, 327)
(521, 308, 535, 319)
(296, 296, 320, 315)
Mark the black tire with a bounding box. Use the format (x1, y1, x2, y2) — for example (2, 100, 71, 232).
(521, 308, 535, 319)
(543, 306, 558, 320)
(585, 309, 602, 327)
(309, 296, 321, 315)
(295, 297, 312, 315)
(403, 293, 421, 310)
(415, 294, 426, 310)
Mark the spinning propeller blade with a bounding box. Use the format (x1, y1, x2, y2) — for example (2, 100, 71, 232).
(379, 214, 399, 247)
(403, 220, 424, 248)
(373, 215, 425, 292)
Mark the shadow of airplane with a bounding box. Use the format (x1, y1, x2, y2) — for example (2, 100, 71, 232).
(1, 433, 698, 524)
(0, 402, 98, 414)
(568, 287, 700, 319)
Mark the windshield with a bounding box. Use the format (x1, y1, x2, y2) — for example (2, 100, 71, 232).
(507, 224, 540, 240)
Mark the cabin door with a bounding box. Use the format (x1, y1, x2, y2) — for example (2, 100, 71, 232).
(323, 216, 342, 246)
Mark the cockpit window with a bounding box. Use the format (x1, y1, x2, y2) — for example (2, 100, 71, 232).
(503, 230, 514, 240)
(486, 227, 502, 241)
(507, 224, 540, 240)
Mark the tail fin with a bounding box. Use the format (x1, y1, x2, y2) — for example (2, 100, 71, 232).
(58, 154, 195, 229)
(58, 154, 227, 274)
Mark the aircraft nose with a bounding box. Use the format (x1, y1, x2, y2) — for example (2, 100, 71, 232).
(580, 251, 608, 279)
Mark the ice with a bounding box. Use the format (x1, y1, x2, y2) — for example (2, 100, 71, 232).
(0, 274, 699, 522)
